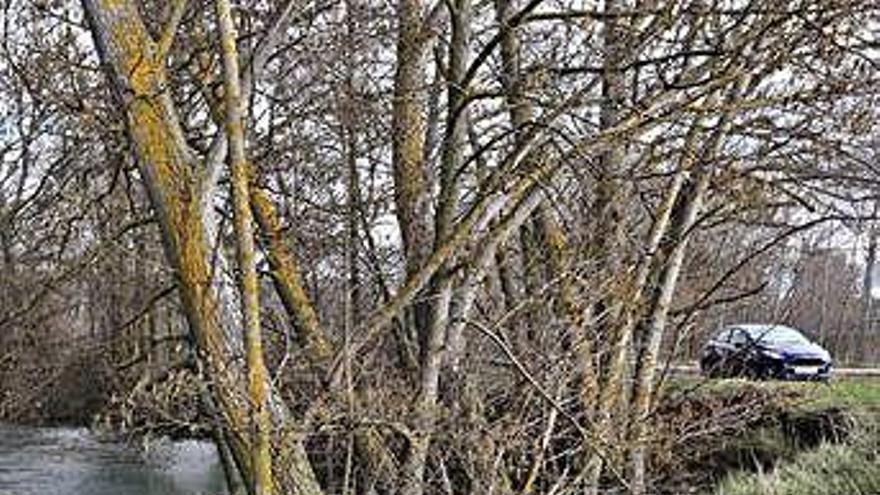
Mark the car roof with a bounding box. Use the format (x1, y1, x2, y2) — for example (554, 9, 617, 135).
(730, 323, 799, 333)
(721, 324, 806, 339)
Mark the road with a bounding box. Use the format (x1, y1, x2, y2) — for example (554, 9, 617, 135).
(669, 363, 880, 377)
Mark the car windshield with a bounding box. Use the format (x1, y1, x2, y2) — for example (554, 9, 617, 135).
(744, 326, 810, 345)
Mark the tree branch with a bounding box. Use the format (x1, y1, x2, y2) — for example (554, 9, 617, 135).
(156, 0, 188, 62)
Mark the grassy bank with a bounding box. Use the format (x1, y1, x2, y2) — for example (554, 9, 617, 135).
(702, 377, 880, 495)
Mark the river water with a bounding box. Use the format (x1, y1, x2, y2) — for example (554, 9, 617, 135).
(0, 424, 227, 495)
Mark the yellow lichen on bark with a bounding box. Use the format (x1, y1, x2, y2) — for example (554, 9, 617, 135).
(83, 2, 329, 494)
(85, 0, 263, 487)
(251, 187, 333, 362)
(214, 0, 274, 492)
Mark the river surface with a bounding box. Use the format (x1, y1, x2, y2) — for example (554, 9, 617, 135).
(0, 424, 227, 495)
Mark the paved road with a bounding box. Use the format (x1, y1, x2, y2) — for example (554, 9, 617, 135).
(669, 363, 880, 377)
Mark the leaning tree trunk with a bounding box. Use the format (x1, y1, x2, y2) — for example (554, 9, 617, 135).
(81, 2, 323, 494)
(214, 0, 274, 492)
(627, 167, 710, 495)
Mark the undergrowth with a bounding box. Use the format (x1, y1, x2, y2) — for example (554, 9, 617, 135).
(714, 421, 879, 495)
(710, 379, 880, 495)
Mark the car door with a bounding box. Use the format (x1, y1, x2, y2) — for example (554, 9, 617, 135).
(726, 328, 751, 376)
(702, 328, 734, 376)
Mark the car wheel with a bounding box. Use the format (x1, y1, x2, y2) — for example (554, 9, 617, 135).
(701, 358, 722, 378)
(745, 364, 764, 380)
(762, 362, 784, 381)
(699, 361, 713, 378)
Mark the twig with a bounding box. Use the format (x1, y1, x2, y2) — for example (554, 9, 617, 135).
(156, 0, 188, 62)
(460, 317, 629, 492)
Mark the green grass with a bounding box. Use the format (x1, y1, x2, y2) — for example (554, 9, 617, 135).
(714, 426, 879, 495)
(705, 377, 880, 495)
(664, 376, 880, 412)
(803, 378, 880, 411)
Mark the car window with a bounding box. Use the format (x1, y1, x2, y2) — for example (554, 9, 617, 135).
(714, 328, 732, 343)
(729, 329, 748, 345)
(746, 326, 809, 345)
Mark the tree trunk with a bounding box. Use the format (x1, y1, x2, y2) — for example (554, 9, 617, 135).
(392, 0, 434, 362)
(584, 1, 629, 490)
(214, 0, 274, 492)
(399, 0, 471, 489)
(628, 169, 710, 495)
(861, 219, 876, 363)
(493, 0, 571, 339)
(81, 2, 323, 493)
(251, 187, 333, 364)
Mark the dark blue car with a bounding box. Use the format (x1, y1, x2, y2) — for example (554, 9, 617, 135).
(700, 324, 832, 381)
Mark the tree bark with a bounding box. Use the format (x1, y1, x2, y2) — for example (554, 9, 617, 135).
(627, 168, 710, 495)
(81, 2, 323, 493)
(214, 0, 274, 492)
(584, 1, 629, 491)
(861, 217, 876, 363)
(392, 0, 435, 362)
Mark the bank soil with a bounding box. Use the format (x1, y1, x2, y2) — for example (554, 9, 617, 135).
(650, 380, 858, 494)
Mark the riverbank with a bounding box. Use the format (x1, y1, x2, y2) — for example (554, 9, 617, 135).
(664, 377, 880, 495)
(714, 417, 879, 495)
(1, 356, 213, 442)
(4, 364, 877, 494)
